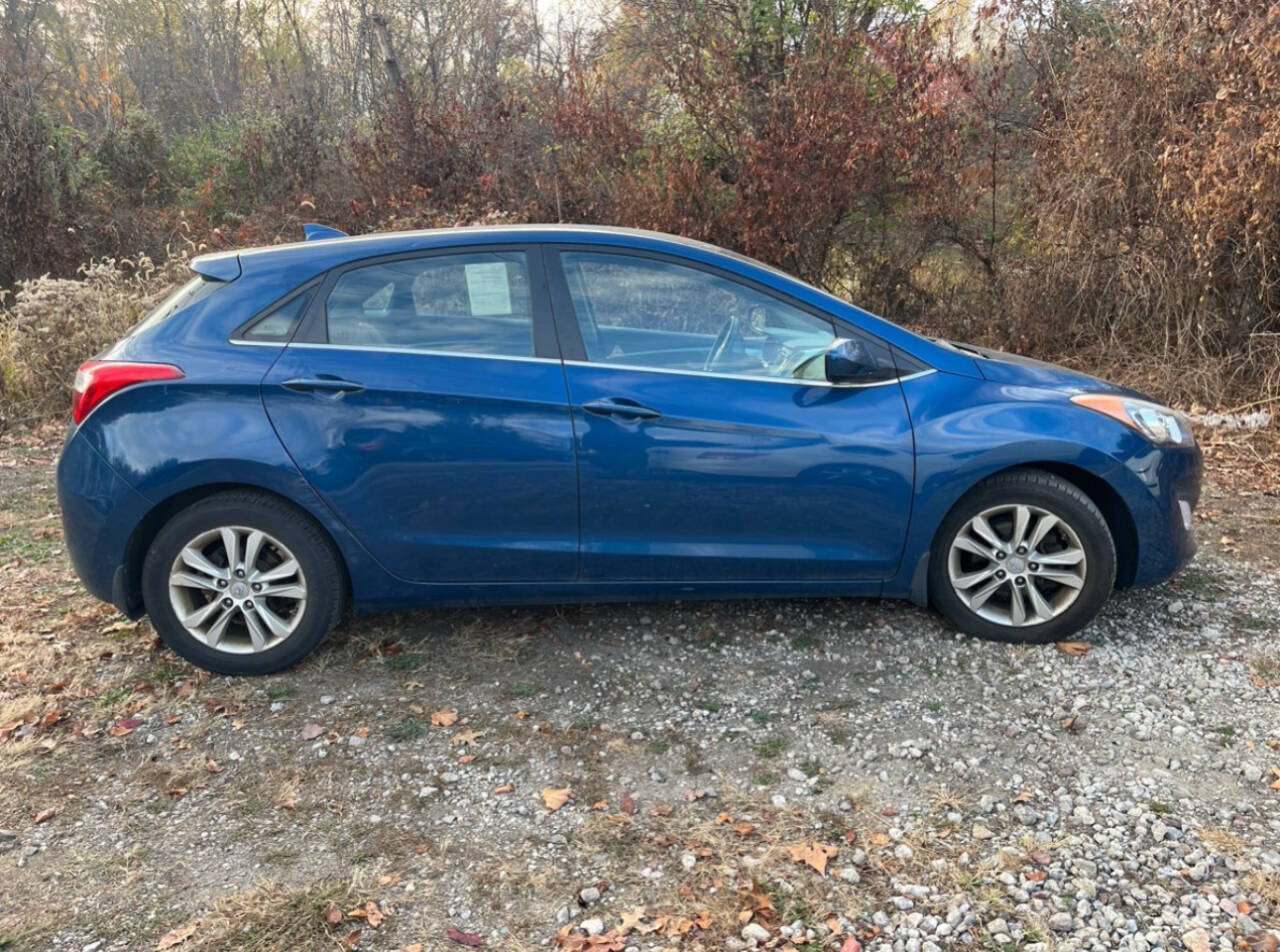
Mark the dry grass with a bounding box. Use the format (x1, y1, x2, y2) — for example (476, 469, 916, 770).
(0, 258, 187, 429)
(183, 878, 365, 951)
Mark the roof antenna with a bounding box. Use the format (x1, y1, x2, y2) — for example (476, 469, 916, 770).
(302, 223, 348, 241)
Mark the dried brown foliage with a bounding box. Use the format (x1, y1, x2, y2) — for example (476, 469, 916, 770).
(1002, 0, 1280, 404)
(0, 258, 185, 427)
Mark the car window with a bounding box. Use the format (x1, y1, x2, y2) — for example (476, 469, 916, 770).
(559, 251, 836, 379)
(242, 288, 313, 342)
(324, 251, 534, 357)
(131, 276, 221, 336)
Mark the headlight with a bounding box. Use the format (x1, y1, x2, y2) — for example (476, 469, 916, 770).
(1070, 394, 1194, 446)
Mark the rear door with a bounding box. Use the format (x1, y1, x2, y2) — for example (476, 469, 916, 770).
(547, 247, 916, 582)
(260, 246, 578, 582)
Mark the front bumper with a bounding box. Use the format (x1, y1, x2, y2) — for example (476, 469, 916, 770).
(57, 429, 153, 612)
(1125, 441, 1201, 587)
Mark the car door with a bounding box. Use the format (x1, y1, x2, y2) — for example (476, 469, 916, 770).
(260, 246, 578, 582)
(546, 247, 916, 582)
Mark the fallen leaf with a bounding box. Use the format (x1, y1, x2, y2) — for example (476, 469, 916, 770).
(870, 832, 890, 847)
(620, 793, 635, 815)
(491, 783, 514, 795)
(650, 802, 673, 816)
(166, 786, 188, 797)
(231, 719, 245, 730)
(204, 757, 221, 774)
(457, 754, 475, 764)
(343, 930, 361, 950)
(714, 812, 732, 825)
(840, 937, 863, 952)
(401, 946, 424, 952)
(325, 908, 344, 926)
(788, 840, 838, 875)
(451, 729, 483, 746)
(514, 709, 530, 719)
(541, 787, 571, 812)
(156, 924, 197, 949)
(431, 709, 458, 727)
(34, 807, 56, 824)
(733, 821, 754, 836)
(164, 714, 182, 726)
(1061, 715, 1084, 732)
(618, 907, 648, 934)
(108, 716, 142, 737)
(446, 925, 484, 947)
(1245, 932, 1279, 952)
(1055, 641, 1092, 657)
(591, 799, 608, 810)
(1012, 791, 1033, 803)
(363, 901, 384, 928)
(300, 723, 324, 740)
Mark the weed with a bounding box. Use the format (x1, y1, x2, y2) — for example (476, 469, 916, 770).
(388, 718, 426, 742)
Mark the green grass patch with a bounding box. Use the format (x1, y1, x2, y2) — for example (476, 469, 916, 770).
(387, 718, 426, 742)
(755, 736, 788, 759)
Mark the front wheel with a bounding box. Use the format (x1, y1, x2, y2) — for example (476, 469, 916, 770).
(142, 491, 345, 675)
(928, 470, 1117, 644)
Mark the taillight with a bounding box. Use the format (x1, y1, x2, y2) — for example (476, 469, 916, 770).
(71, 360, 184, 425)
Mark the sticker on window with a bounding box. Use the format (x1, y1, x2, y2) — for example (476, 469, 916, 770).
(464, 262, 512, 316)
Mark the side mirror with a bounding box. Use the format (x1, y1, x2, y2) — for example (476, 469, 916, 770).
(824, 337, 889, 385)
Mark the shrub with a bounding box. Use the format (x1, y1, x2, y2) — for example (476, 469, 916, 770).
(0, 257, 185, 428)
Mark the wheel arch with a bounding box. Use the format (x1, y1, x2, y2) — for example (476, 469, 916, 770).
(923, 462, 1139, 593)
(117, 483, 352, 618)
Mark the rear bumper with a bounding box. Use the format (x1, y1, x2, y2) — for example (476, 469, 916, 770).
(57, 429, 152, 614)
(1126, 442, 1201, 587)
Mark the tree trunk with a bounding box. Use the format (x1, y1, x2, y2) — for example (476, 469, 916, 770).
(369, 13, 407, 97)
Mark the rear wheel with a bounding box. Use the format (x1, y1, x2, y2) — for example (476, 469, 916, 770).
(142, 492, 344, 675)
(928, 470, 1116, 644)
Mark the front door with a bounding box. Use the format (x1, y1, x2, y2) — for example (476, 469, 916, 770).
(262, 247, 578, 582)
(547, 248, 915, 582)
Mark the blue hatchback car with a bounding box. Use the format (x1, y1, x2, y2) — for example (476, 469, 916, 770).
(57, 225, 1201, 674)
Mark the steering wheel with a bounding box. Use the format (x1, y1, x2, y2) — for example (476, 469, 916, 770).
(703, 314, 742, 372)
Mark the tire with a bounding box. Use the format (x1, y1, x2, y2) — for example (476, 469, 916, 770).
(927, 469, 1117, 644)
(141, 491, 345, 675)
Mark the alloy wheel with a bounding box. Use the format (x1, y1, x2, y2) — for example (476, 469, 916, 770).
(946, 503, 1087, 627)
(167, 525, 308, 653)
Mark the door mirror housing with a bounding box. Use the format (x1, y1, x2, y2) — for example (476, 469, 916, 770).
(825, 337, 891, 386)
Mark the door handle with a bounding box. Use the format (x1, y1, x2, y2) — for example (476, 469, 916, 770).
(582, 398, 662, 421)
(282, 376, 364, 394)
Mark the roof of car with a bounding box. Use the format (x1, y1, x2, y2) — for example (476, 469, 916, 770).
(191, 224, 791, 284)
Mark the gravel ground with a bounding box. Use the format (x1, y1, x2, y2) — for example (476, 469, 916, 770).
(0, 433, 1277, 952)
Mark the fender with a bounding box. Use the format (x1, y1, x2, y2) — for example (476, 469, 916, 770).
(887, 372, 1171, 599)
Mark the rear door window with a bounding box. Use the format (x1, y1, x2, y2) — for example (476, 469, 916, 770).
(323, 251, 535, 357)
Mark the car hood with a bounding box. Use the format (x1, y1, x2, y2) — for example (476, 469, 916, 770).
(950, 341, 1149, 399)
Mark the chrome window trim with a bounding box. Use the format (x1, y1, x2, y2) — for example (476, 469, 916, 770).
(237, 339, 937, 386)
(561, 359, 935, 389)
(280, 341, 560, 365)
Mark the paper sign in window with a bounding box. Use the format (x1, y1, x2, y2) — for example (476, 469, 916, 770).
(464, 262, 512, 316)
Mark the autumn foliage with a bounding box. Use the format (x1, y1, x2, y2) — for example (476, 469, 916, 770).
(1, 0, 1278, 417)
